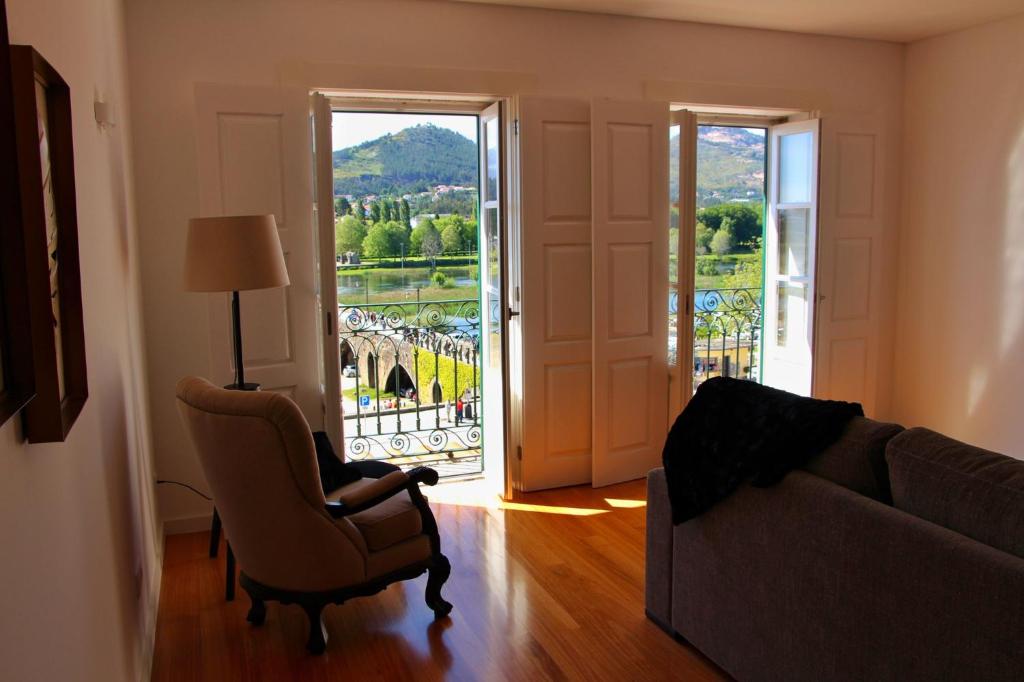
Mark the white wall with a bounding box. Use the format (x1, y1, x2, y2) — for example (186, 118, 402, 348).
(125, 0, 905, 526)
(0, 0, 161, 680)
(893, 13, 1024, 457)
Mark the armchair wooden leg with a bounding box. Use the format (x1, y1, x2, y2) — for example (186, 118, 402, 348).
(209, 507, 221, 558)
(245, 589, 266, 626)
(225, 542, 236, 601)
(425, 554, 453, 619)
(302, 602, 328, 655)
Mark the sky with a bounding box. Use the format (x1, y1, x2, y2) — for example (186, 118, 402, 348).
(332, 112, 477, 151)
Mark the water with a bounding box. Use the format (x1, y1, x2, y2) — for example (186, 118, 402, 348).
(338, 266, 477, 299)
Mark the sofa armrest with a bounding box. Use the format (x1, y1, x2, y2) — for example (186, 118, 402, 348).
(645, 468, 674, 632)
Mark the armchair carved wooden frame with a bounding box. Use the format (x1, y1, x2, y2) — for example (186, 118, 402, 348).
(241, 466, 452, 654)
(175, 376, 453, 656)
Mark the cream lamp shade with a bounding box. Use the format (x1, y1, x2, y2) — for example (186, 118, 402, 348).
(184, 214, 290, 292)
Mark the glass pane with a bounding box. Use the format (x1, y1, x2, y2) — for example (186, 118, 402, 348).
(777, 208, 809, 276)
(485, 117, 499, 202)
(485, 207, 499, 293)
(668, 124, 679, 284)
(775, 283, 806, 347)
(779, 131, 813, 204)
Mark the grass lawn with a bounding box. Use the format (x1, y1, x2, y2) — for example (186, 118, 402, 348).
(339, 283, 478, 306)
(342, 385, 395, 402)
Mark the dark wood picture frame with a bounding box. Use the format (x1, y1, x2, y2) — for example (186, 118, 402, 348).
(0, 0, 36, 427)
(10, 45, 88, 442)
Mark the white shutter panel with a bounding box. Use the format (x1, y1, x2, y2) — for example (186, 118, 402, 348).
(591, 99, 670, 487)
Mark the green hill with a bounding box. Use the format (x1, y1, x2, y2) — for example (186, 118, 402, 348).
(333, 124, 477, 197)
(671, 126, 765, 207)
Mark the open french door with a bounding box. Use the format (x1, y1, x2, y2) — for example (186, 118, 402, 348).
(479, 101, 509, 497)
(763, 119, 820, 395)
(312, 93, 343, 448)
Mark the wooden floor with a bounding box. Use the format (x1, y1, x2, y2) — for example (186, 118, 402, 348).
(151, 479, 727, 681)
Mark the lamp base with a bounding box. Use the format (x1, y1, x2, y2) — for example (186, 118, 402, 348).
(224, 382, 261, 392)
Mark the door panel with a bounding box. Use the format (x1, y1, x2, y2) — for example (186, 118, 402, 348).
(591, 99, 669, 488)
(479, 101, 508, 496)
(813, 119, 888, 414)
(668, 110, 697, 423)
(520, 97, 593, 491)
(312, 94, 342, 447)
(763, 119, 819, 397)
(195, 84, 322, 427)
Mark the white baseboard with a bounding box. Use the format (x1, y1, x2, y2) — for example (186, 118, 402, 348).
(163, 512, 214, 535)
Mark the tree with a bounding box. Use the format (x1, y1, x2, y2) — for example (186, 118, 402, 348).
(420, 226, 443, 269)
(460, 219, 478, 252)
(696, 203, 762, 250)
(352, 201, 364, 221)
(335, 196, 352, 218)
(695, 222, 713, 255)
(369, 201, 381, 224)
(722, 251, 763, 289)
(361, 221, 409, 259)
(410, 218, 437, 255)
(434, 215, 467, 253)
(710, 219, 733, 256)
(399, 198, 411, 229)
(380, 199, 393, 223)
(441, 223, 463, 254)
(336, 215, 368, 255)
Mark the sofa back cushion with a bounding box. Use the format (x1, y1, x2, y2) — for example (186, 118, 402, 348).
(803, 416, 903, 503)
(887, 427, 1024, 559)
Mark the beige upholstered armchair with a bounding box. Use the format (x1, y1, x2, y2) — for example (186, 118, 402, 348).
(175, 377, 453, 654)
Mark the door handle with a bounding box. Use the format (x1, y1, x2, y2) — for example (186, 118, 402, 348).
(508, 308, 520, 320)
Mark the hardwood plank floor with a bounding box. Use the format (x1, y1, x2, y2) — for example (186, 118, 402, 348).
(151, 479, 727, 681)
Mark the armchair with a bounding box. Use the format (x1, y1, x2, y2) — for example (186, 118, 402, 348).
(175, 376, 452, 654)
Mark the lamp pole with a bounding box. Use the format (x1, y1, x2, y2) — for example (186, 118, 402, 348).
(229, 290, 257, 391)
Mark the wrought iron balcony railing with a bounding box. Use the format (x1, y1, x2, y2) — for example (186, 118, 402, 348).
(337, 298, 483, 476)
(671, 287, 763, 387)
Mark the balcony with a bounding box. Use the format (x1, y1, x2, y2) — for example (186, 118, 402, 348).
(337, 298, 483, 478)
(670, 287, 763, 390)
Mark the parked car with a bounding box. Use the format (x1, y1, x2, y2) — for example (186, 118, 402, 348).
(342, 364, 357, 377)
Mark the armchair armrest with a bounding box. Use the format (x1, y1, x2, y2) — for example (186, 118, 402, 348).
(324, 466, 439, 518)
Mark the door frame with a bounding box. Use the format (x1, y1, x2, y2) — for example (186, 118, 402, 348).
(668, 107, 815, 418)
(312, 91, 519, 498)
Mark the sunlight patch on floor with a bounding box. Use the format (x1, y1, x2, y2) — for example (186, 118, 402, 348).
(604, 498, 646, 508)
(427, 478, 611, 515)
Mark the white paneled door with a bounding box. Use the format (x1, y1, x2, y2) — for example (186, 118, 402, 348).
(194, 83, 322, 429)
(590, 99, 670, 487)
(813, 116, 887, 415)
(519, 97, 594, 491)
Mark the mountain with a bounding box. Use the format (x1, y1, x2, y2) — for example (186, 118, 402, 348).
(333, 124, 477, 198)
(671, 126, 765, 207)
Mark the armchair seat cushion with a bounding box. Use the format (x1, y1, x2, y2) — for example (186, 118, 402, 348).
(331, 480, 423, 551)
(367, 535, 432, 579)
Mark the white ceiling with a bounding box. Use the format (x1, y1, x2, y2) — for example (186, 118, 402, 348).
(449, 0, 1024, 42)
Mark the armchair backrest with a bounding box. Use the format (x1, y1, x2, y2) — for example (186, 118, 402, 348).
(175, 377, 367, 591)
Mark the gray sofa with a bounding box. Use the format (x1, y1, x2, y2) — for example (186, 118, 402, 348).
(646, 417, 1024, 681)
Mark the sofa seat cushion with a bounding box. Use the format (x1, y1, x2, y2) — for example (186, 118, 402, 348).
(803, 416, 903, 502)
(887, 427, 1024, 559)
(343, 488, 424, 552)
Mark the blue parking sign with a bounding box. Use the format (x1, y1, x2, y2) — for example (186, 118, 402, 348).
(359, 395, 370, 408)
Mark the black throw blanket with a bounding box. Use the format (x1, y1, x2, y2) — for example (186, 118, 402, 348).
(662, 377, 863, 524)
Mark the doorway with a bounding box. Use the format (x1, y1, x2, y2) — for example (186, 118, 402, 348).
(669, 107, 821, 416)
(312, 96, 510, 490)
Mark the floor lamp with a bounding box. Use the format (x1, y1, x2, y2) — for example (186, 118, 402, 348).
(184, 214, 290, 391)
(183, 213, 289, 600)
